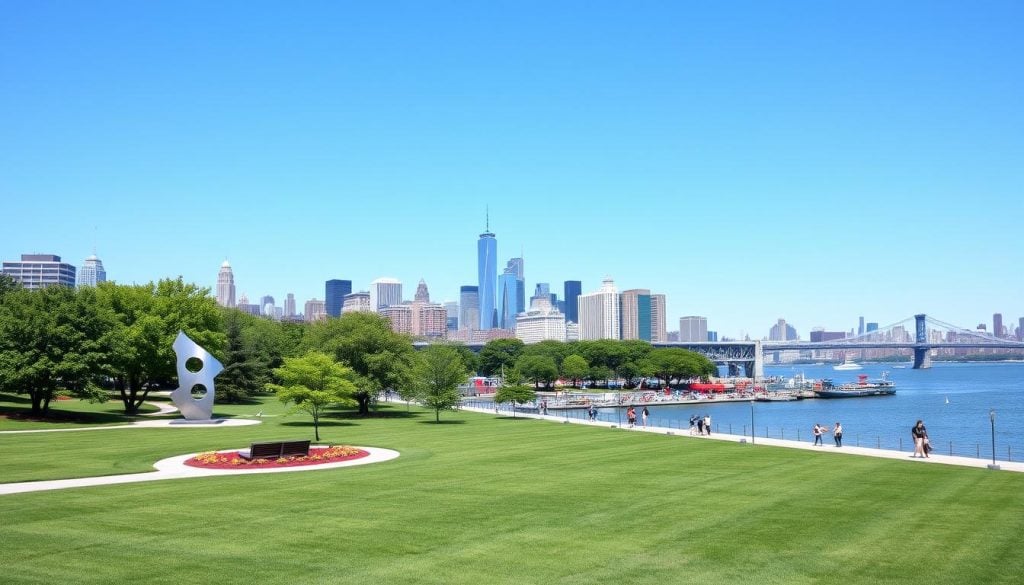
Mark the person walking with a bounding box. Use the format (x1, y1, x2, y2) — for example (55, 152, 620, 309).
(689, 415, 697, 435)
(703, 414, 712, 436)
(587, 405, 597, 422)
(696, 415, 704, 435)
(626, 406, 637, 428)
(912, 420, 929, 458)
(642, 406, 650, 428)
(833, 422, 843, 447)
(813, 423, 824, 446)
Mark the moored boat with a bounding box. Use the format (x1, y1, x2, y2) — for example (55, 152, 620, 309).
(815, 373, 896, 398)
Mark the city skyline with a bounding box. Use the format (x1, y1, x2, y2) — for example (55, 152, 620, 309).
(3, 3, 1022, 338)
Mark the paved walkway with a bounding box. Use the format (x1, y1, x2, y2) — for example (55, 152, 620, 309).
(462, 405, 1024, 473)
(0, 417, 261, 434)
(0, 446, 400, 496)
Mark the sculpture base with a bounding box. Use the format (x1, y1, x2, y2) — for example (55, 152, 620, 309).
(170, 419, 227, 425)
(987, 463, 1001, 470)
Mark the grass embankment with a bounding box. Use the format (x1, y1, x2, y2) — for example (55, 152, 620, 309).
(1, 396, 1022, 584)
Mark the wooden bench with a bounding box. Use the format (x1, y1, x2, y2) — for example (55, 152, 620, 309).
(238, 439, 311, 460)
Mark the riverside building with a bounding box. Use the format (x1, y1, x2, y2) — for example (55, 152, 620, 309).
(577, 277, 620, 340)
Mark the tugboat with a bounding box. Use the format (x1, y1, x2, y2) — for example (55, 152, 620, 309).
(815, 373, 896, 398)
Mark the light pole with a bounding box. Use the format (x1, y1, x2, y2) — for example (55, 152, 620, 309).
(750, 399, 755, 445)
(988, 410, 1000, 470)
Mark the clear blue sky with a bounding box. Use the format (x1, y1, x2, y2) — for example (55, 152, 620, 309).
(2, 1, 1022, 339)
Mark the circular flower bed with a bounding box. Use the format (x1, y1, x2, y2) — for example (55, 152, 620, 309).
(184, 446, 368, 469)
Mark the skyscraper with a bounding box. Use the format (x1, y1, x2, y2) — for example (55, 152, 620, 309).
(679, 316, 708, 342)
(325, 279, 352, 317)
(260, 295, 275, 318)
(858, 316, 865, 336)
(563, 280, 581, 323)
(498, 271, 519, 329)
(504, 257, 525, 314)
(620, 289, 652, 341)
(649, 294, 666, 342)
(993, 313, 1004, 338)
(284, 293, 296, 318)
(2, 254, 76, 289)
(577, 277, 620, 340)
(215, 260, 235, 307)
(370, 277, 402, 311)
(459, 285, 479, 331)
(342, 292, 372, 313)
(444, 301, 459, 331)
(769, 319, 798, 341)
(304, 298, 326, 322)
(78, 254, 107, 287)
(477, 221, 497, 329)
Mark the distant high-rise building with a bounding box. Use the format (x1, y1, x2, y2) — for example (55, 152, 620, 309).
(342, 292, 371, 313)
(498, 271, 519, 329)
(707, 331, 718, 342)
(284, 293, 296, 318)
(505, 257, 525, 314)
(478, 219, 497, 329)
(858, 316, 865, 336)
(370, 277, 402, 311)
(381, 304, 414, 335)
(236, 293, 260, 316)
(620, 289, 652, 341)
(414, 279, 430, 302)
(1018, 317, 1024, 341)
(325, 279, 352, 317)
(2, 254, 76, 289)
(769, 318, 798, 341)
(649, 294, 667, 342)
(515, 295, 566, 343)
(459, 286, 479, 331)
(578, 277, 620, 340)
(444, 301, 459, 331)
(866, 322, 879, 332)
(534, 282, 550, 299)
(304, 298, 326, 322)
(563, 280, 582, 323)
(260, 295, 276, 318)
(993, 313, 1004, 338)
(78, 254, 107, 287)
(679, 316, 708, 342)
(215, 260, 235, 307)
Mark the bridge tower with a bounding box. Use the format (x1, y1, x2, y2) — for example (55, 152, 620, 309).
(913, 314, 932, 369)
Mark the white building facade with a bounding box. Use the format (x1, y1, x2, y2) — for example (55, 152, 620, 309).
(515, 297, 566, 344)
(577, 277, 620, 340)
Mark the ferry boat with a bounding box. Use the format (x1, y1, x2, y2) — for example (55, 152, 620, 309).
(815, 373, 896, 398)
(833, 354, 862, 371)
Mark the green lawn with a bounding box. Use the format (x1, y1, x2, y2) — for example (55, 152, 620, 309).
(1, 396, 1022, 584)
(0, 392, 161, 430)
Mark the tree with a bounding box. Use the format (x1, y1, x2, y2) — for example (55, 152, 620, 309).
(0, 286, 111, 415)
(449, 343, 481, 376)
(478, 338, 524, 377)
(98, 279, 225, 414)
(648, 348, 717, 387)
(515, 354, 559, 389)
(266, 352, 357, 441)
(561, 354, 589, 388)
(304, 312, 417, 416)
(412, 345, 468, 422)
(215, 311, 270, 403)
(493, 384, 537, 418)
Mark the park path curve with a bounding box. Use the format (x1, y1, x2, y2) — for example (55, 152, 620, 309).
(0, 446, 400, 496)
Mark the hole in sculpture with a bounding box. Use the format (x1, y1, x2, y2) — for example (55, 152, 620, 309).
(190, 384, 208, 400)
(185, 357, 204, 373)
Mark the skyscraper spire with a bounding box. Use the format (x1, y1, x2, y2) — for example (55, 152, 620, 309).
(486, 205, 490, 232)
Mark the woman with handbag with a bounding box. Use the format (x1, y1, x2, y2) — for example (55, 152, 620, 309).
(912, 420, 929, 458)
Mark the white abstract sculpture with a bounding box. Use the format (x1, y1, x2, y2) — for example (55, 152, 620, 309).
(170, 331, 223, 420)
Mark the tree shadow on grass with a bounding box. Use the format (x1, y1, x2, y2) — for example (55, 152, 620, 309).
(0, 405, 139, 426)
(329, 409, 423, 420)
(417, 419, 467, 425)
(494, 416, 534, 421)
(280, 420, 356, 429)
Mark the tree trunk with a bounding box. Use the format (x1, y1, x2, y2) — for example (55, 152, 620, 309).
(435, 408, 440, 423)
(356, 392, 371, 416)
(313, 410, 320, 441)
(29, 388, 43, 416)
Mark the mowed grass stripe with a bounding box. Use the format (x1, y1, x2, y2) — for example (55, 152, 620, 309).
(2, 402, 1023, 584)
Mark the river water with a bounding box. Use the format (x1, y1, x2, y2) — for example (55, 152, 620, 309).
(584, 362, 1024, 461)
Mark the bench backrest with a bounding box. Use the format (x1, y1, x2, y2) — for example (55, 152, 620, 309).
(248, 440, 311, 459)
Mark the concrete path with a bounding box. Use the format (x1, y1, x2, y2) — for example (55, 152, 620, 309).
(462, 405, 1024, 473)
(0, 417, 261, 434)
(0, 446, 400, 496)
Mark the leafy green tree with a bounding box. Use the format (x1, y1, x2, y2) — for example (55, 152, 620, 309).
(98, 279, 225, 414)
(478, 338, 525, 377)
(412, 344, 468, 422)
(304, 312, 417, 415)
(449, 343, 481, 376)
(0, 286, 111, 415)
(216, 311, 270, 403)
(561, 354, 589, 388)
(493, 384, 537, 418)
(266, 352, 357, 441)
(515, 354, 559, 389)
(648, 348, 717, 387)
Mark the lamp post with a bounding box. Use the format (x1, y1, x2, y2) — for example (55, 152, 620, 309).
(750, 399, 755, 445)
(988, 410, 1000, 470)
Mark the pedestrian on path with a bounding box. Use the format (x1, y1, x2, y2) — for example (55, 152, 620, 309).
(813, 423, 826, 446)
(689, 415, 698, 435)
(587, 405, 597, 421)
(642, 406, 649, 428)
(912, 420, 929, 458)
(833, 422, 843, 447)
(696, 415, 704, 435)
(703, 414, 712, 436)
(626, 406, 637, 428)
